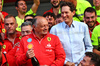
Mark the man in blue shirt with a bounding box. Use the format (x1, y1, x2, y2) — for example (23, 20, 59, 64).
(50, 2, 93, 66)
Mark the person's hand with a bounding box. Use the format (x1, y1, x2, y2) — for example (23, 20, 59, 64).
(26, 49, 35, 59)
(64, 61, 75, 66)
(78, 63, 82, 66)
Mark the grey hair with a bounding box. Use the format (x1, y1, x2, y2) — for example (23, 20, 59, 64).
(21, 22, 33, 28)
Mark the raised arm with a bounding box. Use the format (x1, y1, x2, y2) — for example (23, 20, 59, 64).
(31, 0, 40, 13)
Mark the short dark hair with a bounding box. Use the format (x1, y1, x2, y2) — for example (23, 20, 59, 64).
(21, 22, 32, 28)
(85, 52, 100, 66)
(84, 7, 97, 17)
(43, 12, 56, 20)
(15, 0, 25, 7)
(24, 14, 36, 22)
(5, 14, 15, 19)
(4, 14, 15, 23)
(56, 14, 61, 18)
(25, 14, 36, 19)
(61, 2, 76, 12)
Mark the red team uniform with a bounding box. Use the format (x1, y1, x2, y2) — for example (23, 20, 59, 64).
(4, 31, 21, 66)
(16, 33, 66, 66)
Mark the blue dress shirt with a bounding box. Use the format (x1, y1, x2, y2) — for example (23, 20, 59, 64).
(50, 21, 93, 66)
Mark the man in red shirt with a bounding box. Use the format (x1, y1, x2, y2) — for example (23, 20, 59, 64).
(4, 15, 21, 66)
(43, 0, 61, 16)
(84, 7, 100, 38)
(4, 15, 21, 47)
(16, 16, 66, 66)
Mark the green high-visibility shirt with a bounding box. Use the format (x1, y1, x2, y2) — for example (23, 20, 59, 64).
(91, 25, 100, 51)
(93, 6, 100, 23)
(15, 9, 36, 32)
(75, 0, 92, 22)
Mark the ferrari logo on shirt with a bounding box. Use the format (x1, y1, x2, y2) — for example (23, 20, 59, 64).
(19, 36, 22, 40)
(2, 29, 5, 33)
(27, 44, 33, 49)
(2, 45, 6, 49)
(47, 37, 51, 42)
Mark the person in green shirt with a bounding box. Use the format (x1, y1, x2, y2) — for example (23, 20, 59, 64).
(15, 0, 40, 31)
(93, 0, 100, 23)
(91, 25, 100, 55)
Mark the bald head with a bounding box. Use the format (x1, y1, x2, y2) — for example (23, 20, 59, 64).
(33, 16, 49, 37)
(33, 16, 48, 27)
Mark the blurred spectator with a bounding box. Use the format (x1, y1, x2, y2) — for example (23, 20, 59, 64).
(56, 14, 63, 24)
(15, 0, 40, 32)
(43, 0, 61, 16)
(21, 22, 33, 37)
(80, 52, 100, 66)
(84, 7, 100, 38)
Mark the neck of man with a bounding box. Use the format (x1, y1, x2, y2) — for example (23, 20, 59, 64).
(18, 12, 25, 19)
(53, 6, 60, 16)
(65, 20, 73, 27)
(7, 32, 17, 43)
(34, 32, 46, 40)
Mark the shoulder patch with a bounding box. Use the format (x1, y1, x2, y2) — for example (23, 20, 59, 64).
(2, 29, 6, 33)
(19, 36, 22, 40)
(27, 38, 32, 42)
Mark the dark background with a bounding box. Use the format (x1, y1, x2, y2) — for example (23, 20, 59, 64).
(3, 0, 93, 16)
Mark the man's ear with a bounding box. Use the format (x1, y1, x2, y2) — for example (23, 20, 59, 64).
(96, 15, 97, 19)
(16, 23, 18, 28)
(72, 10, 76, 16)
(16, 7, 18, 10)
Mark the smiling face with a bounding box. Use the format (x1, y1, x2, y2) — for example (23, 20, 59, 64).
(84, 12, 97, 28)
(45, 15, 55, 29)
(34, 17, 49, 36)
(61, 6, 75, 25)
(16, 0, 27, 14)
(50, 0, 61, 8)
